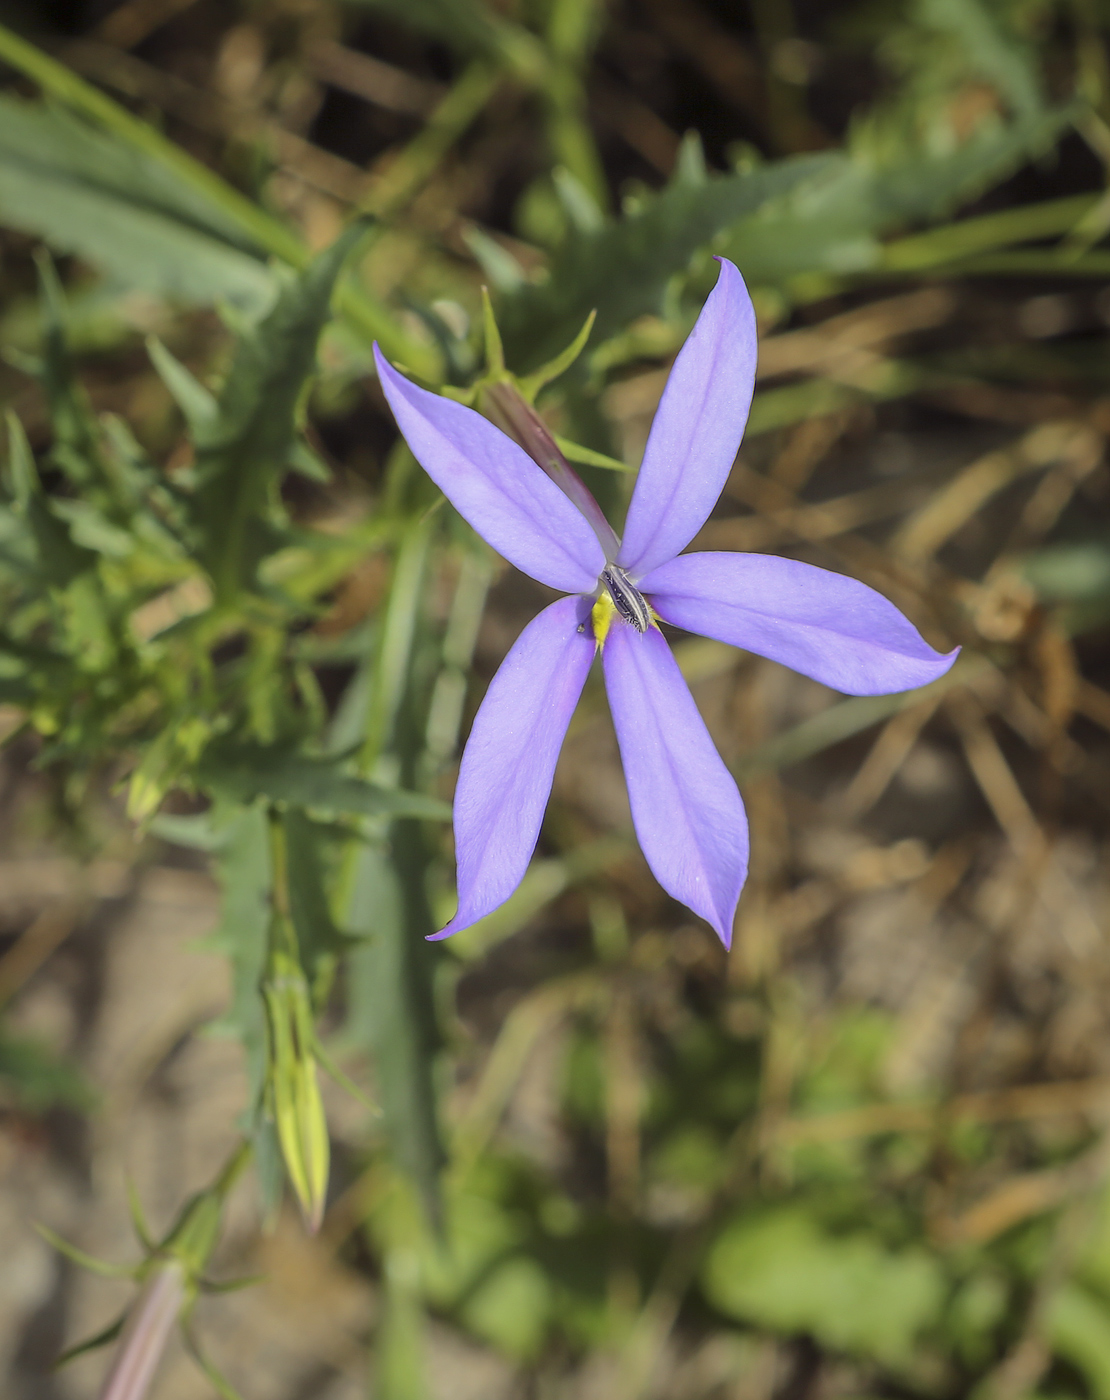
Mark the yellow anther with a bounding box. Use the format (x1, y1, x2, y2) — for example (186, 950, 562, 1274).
(591, 592, 615, 649)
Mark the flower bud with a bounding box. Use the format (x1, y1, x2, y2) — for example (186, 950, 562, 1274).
(263, 952, 330, 1233)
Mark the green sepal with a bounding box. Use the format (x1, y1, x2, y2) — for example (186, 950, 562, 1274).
(182, 1321, 247, 1400)
(517, 309, 596, 400)
(313, 1032, 381, 1116)
(34, 1223, 138, 1279)
(198, 1272, 266, 1296)
(126, 1176, 157, 1253)
(53, 1314, 126, 1368)
(553, 433, 631, 472)
(480, 286, 505, 377)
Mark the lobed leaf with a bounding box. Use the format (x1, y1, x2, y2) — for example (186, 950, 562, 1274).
(190, 222, 371, 601)
(198, 740, 451, 821)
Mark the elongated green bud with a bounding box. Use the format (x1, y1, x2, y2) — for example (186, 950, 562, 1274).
(264, 950, 330, 1233)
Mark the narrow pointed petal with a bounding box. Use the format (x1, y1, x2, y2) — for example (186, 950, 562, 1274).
(603, 622, 748, 946)
(432, 595, 596, 939)
(375, 347, 606, 592)
(641, 552, 959, 694)
(617, 259, 756, 578)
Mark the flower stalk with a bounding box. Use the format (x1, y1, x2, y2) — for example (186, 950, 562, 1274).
(72, 1140, 253, 1400)
(97, 1261, 186, 1400)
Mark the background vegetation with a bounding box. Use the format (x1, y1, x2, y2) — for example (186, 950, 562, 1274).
(4, 0, 1110, 1397)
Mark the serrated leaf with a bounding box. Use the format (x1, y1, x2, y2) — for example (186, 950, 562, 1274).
(499, 147, 835, 370)
(190, 222, 372, 601)
(500, 106, 1069, 372)
(50, 499, 134, 557)
(0, 98, 276, 312)
(198, 740, 451, 821)
(722, 107, 1071, 288)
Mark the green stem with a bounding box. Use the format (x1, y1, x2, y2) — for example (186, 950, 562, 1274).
(358, 519, 432, 779)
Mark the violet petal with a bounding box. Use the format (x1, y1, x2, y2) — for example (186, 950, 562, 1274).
(603, 621, 748, 946)
(375, 347, 606, 592)
(617, 259, 757, 578)
(641, 552, 959, 694)
(431, 595, 596, 939)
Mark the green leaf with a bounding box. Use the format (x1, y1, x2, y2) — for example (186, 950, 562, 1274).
(4, 410, 37, 509)
(722, 108, 1071, 289)
(197, 741, 451, 821)
(374, 1246, 433, 1400)
(1022, 538, 1110, 635)
(0, 98, 276, 313)
(0, 24, 438, 376)
(903, 0, 1044, 119)
(149, 812, 228, 852)
(500, 98, 1068, 373)
(458, 1255, 552, 1360)
(33, 251, 112, 493)
(499, 141, 836, 369)
(346, 835, 445, 1229)
(126, 1178, 157, 1254)
(1048, 1282, 1110, 1400)
(207, 804, 271, 1112)
(282, 808, 345, 995)
(190, 222, 372, 601)
(702, 1206, 945, 1364)
(146, 338, 220, 441)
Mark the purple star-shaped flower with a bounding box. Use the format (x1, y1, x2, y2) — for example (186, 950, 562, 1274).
(374, 259, 957, 946)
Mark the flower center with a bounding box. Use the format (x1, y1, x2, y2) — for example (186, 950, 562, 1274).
(600, 565, 651, 634)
